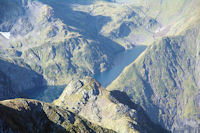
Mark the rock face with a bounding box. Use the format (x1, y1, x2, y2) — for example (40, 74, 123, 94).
(0, 98, 115, 133)
(107, 19, 200, 131)
(54, 77, 168, 133)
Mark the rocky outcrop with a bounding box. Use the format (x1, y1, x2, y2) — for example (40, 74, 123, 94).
(0, 98, 115, 133)
(54, 77, 168, 133)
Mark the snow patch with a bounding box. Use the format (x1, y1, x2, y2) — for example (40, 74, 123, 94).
(0, 32, 10, 39)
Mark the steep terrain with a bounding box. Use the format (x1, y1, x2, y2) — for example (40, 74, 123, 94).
(0, 70, 18, 100)
(0, 98, 115, 133)
(0, 0, 200, 132)
(71, 0, 200, 47)
(0, 57, 45, 100)
(54, 77, 167, 133)
(108, 19, 200, 131)
(1, 0, 199, 101)
(0, 0, 124, 100)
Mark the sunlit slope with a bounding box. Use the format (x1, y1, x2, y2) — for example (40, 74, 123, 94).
(108, 18, 200, 131)
(0, 0, 199, 101)
(54, 77, 168, 133)
(0, 0, 124, 100)
(72, 0, 200, 47)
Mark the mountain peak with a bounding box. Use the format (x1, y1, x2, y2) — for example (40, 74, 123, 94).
(54, 77, 105, 112)
(54, 77, 167, 133)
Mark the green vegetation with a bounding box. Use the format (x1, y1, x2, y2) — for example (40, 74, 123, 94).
(0, 0, 200, 132)
(108, 21, 200, 130)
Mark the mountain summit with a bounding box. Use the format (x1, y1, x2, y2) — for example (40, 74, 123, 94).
(54, 77, 167, 133)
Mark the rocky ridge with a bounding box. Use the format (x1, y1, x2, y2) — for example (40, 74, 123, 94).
(54, 77, 168, 133)
(0, 98, 115, 133)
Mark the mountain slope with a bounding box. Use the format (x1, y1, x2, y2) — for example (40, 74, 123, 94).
(0, 0, 124, 101)
(1, 0, 199, 102)
(0, 0, 200, 132)
(107, 19, 200, 131)
(0, 70, 18, 100)
(71, 0, 200, 47)
(0, 57, 45, 100)
(54, 77, 168, 133)
(0, 98, 115, 133)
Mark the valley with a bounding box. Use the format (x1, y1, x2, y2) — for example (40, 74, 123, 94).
(0, 0, 200, 132)
(95, 45, 146, 87)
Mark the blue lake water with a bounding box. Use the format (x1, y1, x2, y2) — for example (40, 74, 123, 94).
(31, 46, 146, 102)
(94, 45, 146, 87)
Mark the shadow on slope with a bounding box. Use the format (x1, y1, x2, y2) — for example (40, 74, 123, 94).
(31, 84, 66, 103)
(110, 90, 170, 133)
(0, 102, 66, 132)
(0, 0, 25, 31)
(0, 58, 47, 100)
(40, 0, 125, 54)
(0, 70, 19, 100)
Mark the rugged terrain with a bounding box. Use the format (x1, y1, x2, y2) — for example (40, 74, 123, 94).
(0, 98, 115, 133)
(0, 0, 200, 132)
(54, 77, 167, 133)
(0, 0, 124, 101)
(1, 0, 198, 101)
(108, 17, 200, 132)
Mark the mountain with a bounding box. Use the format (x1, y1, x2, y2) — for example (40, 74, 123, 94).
(54, 77, 167, 133)
(1, 0, 199, 101)
(0, 0, 200, 132)
(107, 17, 200, 132)
(0, 0, 124, 101)
(68, 0, 200, 47)
(0, 98, 115, 133)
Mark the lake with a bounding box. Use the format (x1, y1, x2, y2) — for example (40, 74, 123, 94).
(94, 45, 146, 87)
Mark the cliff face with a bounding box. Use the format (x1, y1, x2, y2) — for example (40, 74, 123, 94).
(0, 98, 115, 133)
(54, 77, 168, 133)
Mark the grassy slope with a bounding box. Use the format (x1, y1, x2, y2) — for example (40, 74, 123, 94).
(1, 0, 199, 100)
(0, 0, 125, 101)
(107, 18, 200, 130)
(72, 0, 200, 47)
